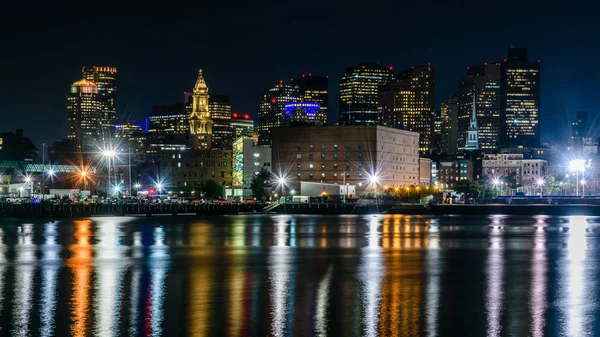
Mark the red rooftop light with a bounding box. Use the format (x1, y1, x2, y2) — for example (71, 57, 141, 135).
(271, 98, 276, 104)
(244, 114, 250, 119)
(233, 113, 239, 118)
(389, 66, 393, 70)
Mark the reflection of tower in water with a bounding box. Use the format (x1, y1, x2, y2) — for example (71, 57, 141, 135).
(378, 215, 425, 336)
(12, 223, 36, 336)
(529, 216, 548, 337)
(67, 220, 92, 337)
(40, 222, 60, 337)
(93, 219, 126, 336)
(188, 224, 214, 336)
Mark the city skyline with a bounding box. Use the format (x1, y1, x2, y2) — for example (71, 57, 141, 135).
(1, 1, 600, 148)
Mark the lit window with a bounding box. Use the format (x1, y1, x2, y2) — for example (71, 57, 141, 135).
(309, 164, 314, 169)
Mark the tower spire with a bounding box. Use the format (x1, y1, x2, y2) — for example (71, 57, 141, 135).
(190, 69, 212, 149)
(465, 91, 479, 151)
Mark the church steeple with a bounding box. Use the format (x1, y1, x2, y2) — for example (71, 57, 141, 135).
(190, 69, 212, 149)
(465, 92, 479, 151)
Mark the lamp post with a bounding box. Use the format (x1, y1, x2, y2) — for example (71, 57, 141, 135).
(45, 169, 55, 200)
(102, 149, 117, 196)
(493, 178, 500, 196)
(536, 178, 545, 198)
(81, 171, 88, 191)
(581, 180, 587, 197)
(25, 176, 32, 196)
(570, 160, 586, 197)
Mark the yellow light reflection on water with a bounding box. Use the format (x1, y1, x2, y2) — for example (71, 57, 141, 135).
(189, 224, 213, 337)
(68, 220, 92, 337)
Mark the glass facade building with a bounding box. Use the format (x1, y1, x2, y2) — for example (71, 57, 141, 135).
(291, 75, 329, 124)
(501, 47, 541, 148)
(209, 94, 233, 150)
(457, 63, 502, 152)
(339, 63, 395, 125)
(66, 79, 102, 146)
(82, 66, 117, 138)
(257, 81, 301, 146)
(378, 65, 435, 153)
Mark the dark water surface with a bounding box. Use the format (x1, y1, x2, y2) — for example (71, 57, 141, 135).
(0, 214, 599, 336)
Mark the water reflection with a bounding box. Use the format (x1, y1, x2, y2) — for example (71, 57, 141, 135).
(40, 222, 60, 337)
(68, 220, 92, 337)
(2, 215, 600, 336)
(563, 216, 591, 336)
(12, 223, 35, 337)
(359, 216, 383, 337)
(0, 229, 7, 317)
(486, 219, 504, 337)
(529, 217, 548, 337)
(146, 227, 170, 337)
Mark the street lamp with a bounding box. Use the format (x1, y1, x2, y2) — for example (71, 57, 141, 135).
(102, 149, 117, 195)
(536, 178, 545, 198)
(492, 178, 501, 196)
(570, 159, 586, 197)
(156, 183, 164, 197)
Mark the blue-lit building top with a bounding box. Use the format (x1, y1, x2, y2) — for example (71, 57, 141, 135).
(284, 102, 324, 126)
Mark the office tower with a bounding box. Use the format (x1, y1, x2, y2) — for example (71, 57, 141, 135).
(257, 80, 301, 145)
(148, 104, 190, 135)
(66, 78, 102, 146)
(189, 69, 213, 150)
(291, 75, 329, 124)
(570, 111, 589, 150)
(501, 47, 541, 147)
(440, 95, 459, 155)
(209, 94, 233, 150)
(339, 63, 395, 125)
(378, 65, 435, 153)
(231, 113, 254, 140)
(457, 63, 502, 152)
(82, 66, 117, 136)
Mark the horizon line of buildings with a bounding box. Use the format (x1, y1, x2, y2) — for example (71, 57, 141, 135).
(3, 46, 600, 198)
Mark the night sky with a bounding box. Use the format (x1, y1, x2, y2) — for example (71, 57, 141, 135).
(1, 1, 599, 149)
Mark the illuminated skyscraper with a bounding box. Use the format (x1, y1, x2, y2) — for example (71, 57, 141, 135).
(570, 111, 589, 150)
(339, 63, 395, 125)
(209, 94, 233, 150)
(82, 66, 117, 136)
(377, 65, 435, 153)
(457, 63, 502, 152)
(501, 47, 541, 147)
(66, 78, 102, 146)
(440, 95, 459, 155)
(189, 69, 213, 150)
(230, 113, 254, 140)
(291, 75, 329, 124)
(257, 80, 301, 145)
